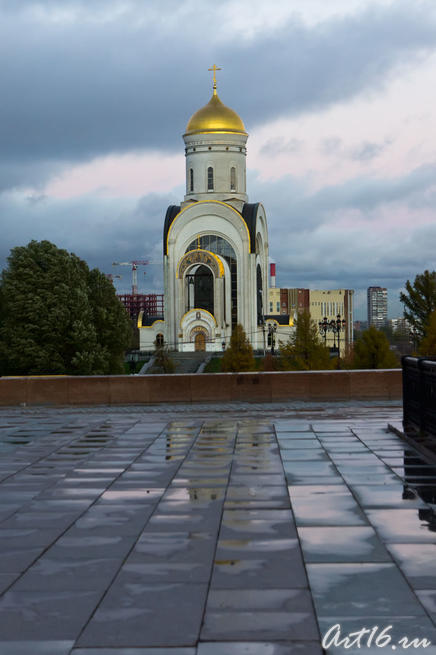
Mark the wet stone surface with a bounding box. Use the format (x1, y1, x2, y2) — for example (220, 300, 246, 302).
(1, 403, 436, 653)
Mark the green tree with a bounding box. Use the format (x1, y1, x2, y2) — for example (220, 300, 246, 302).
(221, 324, 255, 372)
(0, 240, 132, 375)
(87, 268, 133, 373)
(352, 326, 399, 369)
(418, 310, 436, 357)
(400, 270, 436, 338)
(150, 341, 176, 374)
(279, 312, 332, 370)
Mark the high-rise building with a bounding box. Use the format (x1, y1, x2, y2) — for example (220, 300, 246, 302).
(367, 286, 388, 329)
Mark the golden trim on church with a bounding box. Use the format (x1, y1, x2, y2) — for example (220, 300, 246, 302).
(177, 248, 224, 279)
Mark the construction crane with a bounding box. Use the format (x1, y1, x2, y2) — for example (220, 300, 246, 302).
(105, 274, 121, 283)
(112, 260, 149, 295)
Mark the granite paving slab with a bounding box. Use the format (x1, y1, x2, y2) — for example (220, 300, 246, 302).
(77, 581, 209, 647)
(0, 589, 103, 639)
(3, 403, 436, 653)
(0, 642, 74, 655)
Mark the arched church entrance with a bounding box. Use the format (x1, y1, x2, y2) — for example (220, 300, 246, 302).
(185, 236, 237, 329)
(194, 332, 206, 351)
(187, 265, 214, 315)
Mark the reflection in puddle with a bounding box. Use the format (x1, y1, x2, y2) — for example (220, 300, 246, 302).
(404, 449, 436, 505)
(417, 508, 436, 531)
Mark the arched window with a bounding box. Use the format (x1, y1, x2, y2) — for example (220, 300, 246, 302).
(230, 167, 236, 191)
(156, 334, 164, 347)
(189, 169, 194, 192)
(207, 167, 214, 191)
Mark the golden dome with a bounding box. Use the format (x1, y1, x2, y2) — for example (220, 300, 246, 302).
(185, 90, 247, 136)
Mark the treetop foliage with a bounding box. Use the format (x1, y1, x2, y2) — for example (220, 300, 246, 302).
(418, 310, 436, 358)
(352, 326, 398, 369)
(400, 270, 436, 338)
(279, 311, 332, 371)
(0, 240, 132, 375)
(221, 323, 255, 372)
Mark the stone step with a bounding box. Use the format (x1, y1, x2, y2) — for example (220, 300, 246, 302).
(171, 351, 209, 373)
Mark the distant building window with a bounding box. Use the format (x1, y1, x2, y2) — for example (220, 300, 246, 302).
(207, 167, 214, 191)
(276, 302, 280, 312)
(269, 302, 273, 312)
(189, 169, 194, 192)
(230, 167, 236, 191)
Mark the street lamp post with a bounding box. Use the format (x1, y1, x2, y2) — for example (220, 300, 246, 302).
(319, 314, 346, 367)
(268, 323, 277, 355)
(330, 314, 346, 368)
(318, 316, 330, 345)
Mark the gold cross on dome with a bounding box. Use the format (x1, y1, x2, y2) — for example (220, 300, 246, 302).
(208, 65, 222, 94)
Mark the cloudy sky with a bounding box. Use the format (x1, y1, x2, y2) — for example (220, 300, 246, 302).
(1, 0, 436, 319)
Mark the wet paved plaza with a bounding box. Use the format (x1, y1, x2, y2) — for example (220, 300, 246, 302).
(1, 401, 436, 654)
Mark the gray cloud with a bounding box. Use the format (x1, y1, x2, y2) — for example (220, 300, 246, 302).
(2, 158, 434, 319)
(0, 159, 71, 192)
(320, 137, 343, 156)
(0, 188, 185, 293)
(245, 163, 436, 317)
(350, 139, 393, 161)
(320, 137, 393, 161)
(295, 162, 436, 219)
(260, 137, 304, 156)
(0, 0, 435, 187)
(1, 0, 436, 320)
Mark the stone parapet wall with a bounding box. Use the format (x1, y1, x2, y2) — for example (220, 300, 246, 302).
(0, 369, 402, 406)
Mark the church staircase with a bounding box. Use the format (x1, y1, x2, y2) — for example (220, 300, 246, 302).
(170, 351, 210, 374)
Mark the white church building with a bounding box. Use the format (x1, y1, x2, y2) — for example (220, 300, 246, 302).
(139, 69, 294, 352)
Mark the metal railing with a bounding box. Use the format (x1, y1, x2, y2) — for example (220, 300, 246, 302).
(402, 356, 436, 438)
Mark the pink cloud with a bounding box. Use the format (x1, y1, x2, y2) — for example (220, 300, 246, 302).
(44, 152, 184, 199)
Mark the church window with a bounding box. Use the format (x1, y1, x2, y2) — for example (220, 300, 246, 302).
(207, 167, 214, 191)
(230, 167, 236, 191)
(189, 168, 194, 192)
(156, 334, 164, 347)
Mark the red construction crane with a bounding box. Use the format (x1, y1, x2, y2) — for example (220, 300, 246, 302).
(112, 260, 149, 295)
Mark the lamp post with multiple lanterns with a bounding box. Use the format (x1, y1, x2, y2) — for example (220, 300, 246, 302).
(318, 314, 347, 367)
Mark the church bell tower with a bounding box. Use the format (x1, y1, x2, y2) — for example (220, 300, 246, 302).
(183, 65, 248, 209)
